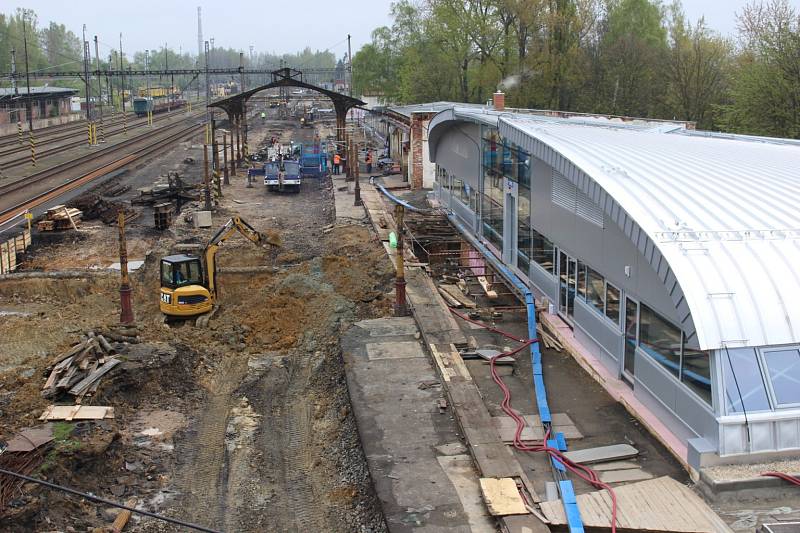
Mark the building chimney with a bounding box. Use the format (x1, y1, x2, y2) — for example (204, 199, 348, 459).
(493, 91, 505, 111)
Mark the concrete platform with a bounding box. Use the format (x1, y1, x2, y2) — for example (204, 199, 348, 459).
(342, 317, 495, 532)
(332, 174, 367, 223)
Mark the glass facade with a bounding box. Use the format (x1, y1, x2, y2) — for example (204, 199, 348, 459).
(481, 129, 504, 251)
(517, 182, 531, 273)
(764, 349, 800, 406)
(639, 305, 682, 377)
(723, 349, 771, 413)
(531, 230, 555, 274)
(638, 304, 711, 404)
(586, 267, 605, 313)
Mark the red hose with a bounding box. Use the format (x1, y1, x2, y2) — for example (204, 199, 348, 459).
(762, 472, 800, 486)
(450, 308, 618, 532)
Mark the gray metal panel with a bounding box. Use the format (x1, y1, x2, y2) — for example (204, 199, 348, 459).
(574, 298, 623, 363)
(530, 263, 557, 303)
(432, 123, 481, 189)
(575, 326, 619, 375)
(675, 383, 718, 445)
(451, 199, 475, 228)
(635, 349, 679, 412)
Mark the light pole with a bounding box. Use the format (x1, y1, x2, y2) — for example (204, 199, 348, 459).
(22, 11, 33, 132)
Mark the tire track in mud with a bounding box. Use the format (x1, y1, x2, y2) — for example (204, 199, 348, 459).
(174, 356, 248, 531)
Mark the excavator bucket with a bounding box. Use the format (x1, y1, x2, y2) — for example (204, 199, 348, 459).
(261, 228, 281, 248)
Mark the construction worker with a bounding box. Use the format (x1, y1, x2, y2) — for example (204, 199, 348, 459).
(333, 153, 341, 175)
(260, 111, 266, 123)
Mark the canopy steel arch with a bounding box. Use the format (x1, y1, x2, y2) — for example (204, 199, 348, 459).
(208, 68, 364, 147)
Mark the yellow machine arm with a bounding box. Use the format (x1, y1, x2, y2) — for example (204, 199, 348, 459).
(205, 216, 279, 298)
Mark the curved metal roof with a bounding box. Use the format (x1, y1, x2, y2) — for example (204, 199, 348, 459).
(499, 116, 800, 350)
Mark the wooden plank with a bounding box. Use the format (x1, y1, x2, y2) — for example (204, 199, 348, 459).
(62, 206, 78, 230)
(479, 478, 527, 516)
(440, 284, 477, 309)
(68, 358, 120, 395)
(430, 343, 471, 382)
(40, 405, 115, 421)
(477, 276, 498, 299)
(539, 476, 733, 532)
(437, 287, 462, 308)
(562, 444, 638, 464)
(599, 469, 653, 484)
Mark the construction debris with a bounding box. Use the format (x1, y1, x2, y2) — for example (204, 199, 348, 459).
(36, 205, 83, 232)
(72, 194, 138, 225)
(4, 425, 54, 453)
(41, 329, 134, 400)
(439, 284, 477, 308)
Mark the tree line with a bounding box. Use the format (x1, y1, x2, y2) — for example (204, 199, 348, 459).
(353, 0, 800, 138)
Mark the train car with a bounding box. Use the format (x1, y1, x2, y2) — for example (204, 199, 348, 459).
(132, 96, 187, 117)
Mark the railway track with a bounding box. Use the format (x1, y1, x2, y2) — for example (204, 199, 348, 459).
(0, 109, 202, 169)
(0, 117, 206, 226)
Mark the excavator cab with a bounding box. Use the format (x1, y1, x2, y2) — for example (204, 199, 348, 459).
(159, 254, 213, 316)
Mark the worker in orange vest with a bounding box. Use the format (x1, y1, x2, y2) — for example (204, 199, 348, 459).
(333, 153, 341, 175)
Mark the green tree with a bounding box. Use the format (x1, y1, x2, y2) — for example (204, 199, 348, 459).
(666, 3, 731, 128)
(719, 0, 800, 137)
(599, 0, 669, 116)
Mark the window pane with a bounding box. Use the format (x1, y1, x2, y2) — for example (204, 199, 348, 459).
(586, 268, 605, 314)
(682, 340, 711, 405)
(605, 283, 620, 324)
(481, 168, 504, 251)
(453, 178, 465, 204)
(161, 262, 173, 286)
(517, 185, 531, 274)
(723, 348, 771, 413)
(531, 229, 554, 274)
(764, 349, 800, 406)
(639, 304, 681, 377)
(576, 263, 587, 300)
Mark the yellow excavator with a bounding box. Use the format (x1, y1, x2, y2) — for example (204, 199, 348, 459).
(159, 216, 279, 322)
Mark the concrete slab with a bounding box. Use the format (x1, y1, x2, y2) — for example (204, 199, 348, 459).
(437, 456, 496, 532)
(366, 341, 425, 361)
(356, 317, 419, 337)
(343, 320, 491, 532)
(331, 175, 367, 222)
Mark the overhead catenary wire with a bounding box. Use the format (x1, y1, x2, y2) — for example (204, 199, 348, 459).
(0, 467, 222, 533)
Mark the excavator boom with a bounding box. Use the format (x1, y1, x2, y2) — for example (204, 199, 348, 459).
(205, 216, 280, 298)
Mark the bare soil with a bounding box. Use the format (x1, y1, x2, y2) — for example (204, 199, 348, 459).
(0, 113, 390, 532)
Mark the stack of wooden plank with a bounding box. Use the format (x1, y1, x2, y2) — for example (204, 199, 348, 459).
(42, 332, 122, 401)
(537, 323, 563, 352)
(36, 205, 83, 231)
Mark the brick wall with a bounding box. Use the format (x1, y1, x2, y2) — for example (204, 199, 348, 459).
(409, 112, 435, 190)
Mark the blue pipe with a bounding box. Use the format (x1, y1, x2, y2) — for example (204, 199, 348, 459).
(446, 213, 584, 533)
(375, 184, 430, 214)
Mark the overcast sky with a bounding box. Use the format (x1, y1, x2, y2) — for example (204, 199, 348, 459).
(11, 0, 800, 59)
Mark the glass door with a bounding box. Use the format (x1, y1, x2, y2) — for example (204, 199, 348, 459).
(623, 297, 639, 382)
(558, 251, 577, 322)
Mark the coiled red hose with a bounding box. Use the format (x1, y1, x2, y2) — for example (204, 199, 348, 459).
(450, 308, 618, 531)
